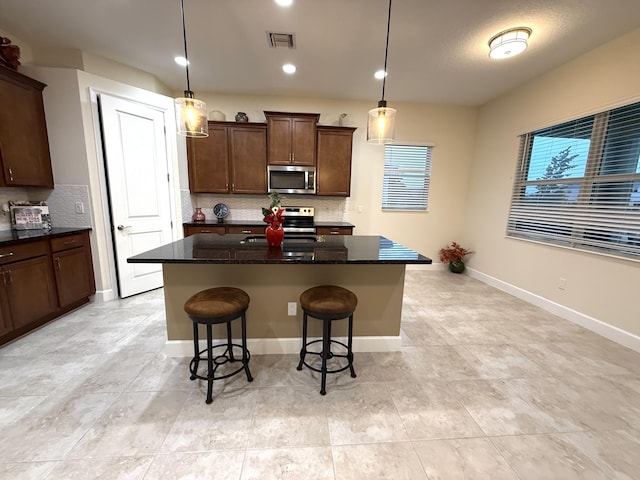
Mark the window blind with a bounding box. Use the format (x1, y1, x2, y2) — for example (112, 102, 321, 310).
(382, 144, 432, 211)
(507, 101, 640, 259)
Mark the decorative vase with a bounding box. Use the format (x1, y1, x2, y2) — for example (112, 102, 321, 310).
(235, 112, 248, 122)
(449, 261, 465, 274)
(191, 207, 205, 222)
(265, 224, 284, 247)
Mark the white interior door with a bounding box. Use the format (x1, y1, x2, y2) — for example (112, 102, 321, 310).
(99, 93, 173, 298)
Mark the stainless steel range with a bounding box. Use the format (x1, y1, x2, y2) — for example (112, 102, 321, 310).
(281, 206, 315, 234)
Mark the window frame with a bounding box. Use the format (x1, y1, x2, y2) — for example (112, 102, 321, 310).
(381, 143, 433, 212)
(506, 101, 640, 261)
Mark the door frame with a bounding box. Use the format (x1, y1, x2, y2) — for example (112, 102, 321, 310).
(89, 87, 182, 299)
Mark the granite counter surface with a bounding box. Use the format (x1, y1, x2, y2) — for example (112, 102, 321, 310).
(128, 234, 431, 265)
(0, 227, 91, 246)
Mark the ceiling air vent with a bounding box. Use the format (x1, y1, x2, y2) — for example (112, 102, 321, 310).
(267, 32, 296, 49)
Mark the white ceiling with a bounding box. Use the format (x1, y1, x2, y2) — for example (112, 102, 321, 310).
(1, 0, 640, 106)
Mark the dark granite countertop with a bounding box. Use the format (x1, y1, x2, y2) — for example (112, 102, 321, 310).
(0, 227, 91, 246)
(183, 220, 355, 228)
(128, 234, 431, 265)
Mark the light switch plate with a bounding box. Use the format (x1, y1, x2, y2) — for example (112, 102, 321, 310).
(287, 302, 297, 316)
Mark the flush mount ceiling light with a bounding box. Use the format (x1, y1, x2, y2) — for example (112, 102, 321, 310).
(367, 0, 396, 144)
(174, 0, 208, 137)
(488, 27, 532, 59)
(275, 0, 293, 6)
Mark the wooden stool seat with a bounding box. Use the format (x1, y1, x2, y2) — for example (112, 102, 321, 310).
(297, 285, 357, 395)
(184, 287, 253, 404)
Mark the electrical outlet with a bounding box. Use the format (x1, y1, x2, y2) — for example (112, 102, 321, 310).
(75, 202, 84, 214)
(558, 278, 567, 290)
(287, 302, 297, 316)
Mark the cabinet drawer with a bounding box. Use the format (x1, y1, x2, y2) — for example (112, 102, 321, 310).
(50, 233, 85, 252)
(0, 239, 48, 265)
(184, 225, 226, 236)
(316, 227, 353, 236)
(227, 226, 264, 235)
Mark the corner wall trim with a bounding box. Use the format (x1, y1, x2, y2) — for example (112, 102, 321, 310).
(163, 335, 402, 357)
(466, 267, 640, 354)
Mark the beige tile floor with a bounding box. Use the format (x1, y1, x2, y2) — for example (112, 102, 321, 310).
(1, 270, 639, 479)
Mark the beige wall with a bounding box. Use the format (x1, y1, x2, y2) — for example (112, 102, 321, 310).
(463, 27, 640, 336)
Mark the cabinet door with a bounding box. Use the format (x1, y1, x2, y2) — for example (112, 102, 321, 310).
(187, 124, 229, 193)
(0, 287, 12, 337)
(53, 247, 94, 308)
(0, 69, 54, 188)
(316, 127, 356, 196)
(267, 117, 292, 165)
(4, 256, 57, 329)
(229, 125, 267, 194)
(291, 117, 317, 165)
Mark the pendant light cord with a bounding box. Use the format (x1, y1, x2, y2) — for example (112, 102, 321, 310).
(180, 0, 191, 93)
(381, 0, 392, 103)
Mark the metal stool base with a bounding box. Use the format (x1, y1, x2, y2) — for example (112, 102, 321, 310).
(190, 313, 253, 404)
(297, 312, 356, 395)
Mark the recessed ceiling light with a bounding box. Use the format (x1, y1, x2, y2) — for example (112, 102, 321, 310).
(374, 70, 387, 80)
(488, 27, 532, 59)
(282, 63, 296, 74)
(174, 56, 189, 66)
(275, 0, 293, 6)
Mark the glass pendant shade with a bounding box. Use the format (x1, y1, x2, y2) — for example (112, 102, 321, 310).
(367, 101, 397, 144)
(175, 91, 208, 137)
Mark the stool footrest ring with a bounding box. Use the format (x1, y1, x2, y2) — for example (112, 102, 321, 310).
(190, 343, 252, 382)
(297, 338, 355, 375)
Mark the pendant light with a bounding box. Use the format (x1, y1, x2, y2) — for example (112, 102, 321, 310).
(175, 0, 208, 137)
(367, 0, 396, 144)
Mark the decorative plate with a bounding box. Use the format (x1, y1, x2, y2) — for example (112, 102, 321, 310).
(213, 203, 229, 221)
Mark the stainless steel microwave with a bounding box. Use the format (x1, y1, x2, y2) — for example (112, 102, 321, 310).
(267, 165, 316, 195)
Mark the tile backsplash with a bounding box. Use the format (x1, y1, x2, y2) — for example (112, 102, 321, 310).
(183, 191, 349, 224)
(0, 185, 92, 231)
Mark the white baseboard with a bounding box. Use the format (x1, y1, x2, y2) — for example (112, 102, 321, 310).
(466, 267, 640, 353)
(406, 263, 447, 271)
(163, 335, 402, 357)
(93, 289, 116, 303)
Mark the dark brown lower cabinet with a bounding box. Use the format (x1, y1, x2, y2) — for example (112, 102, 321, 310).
(0, 231, 96, 346)
(1, 252, 57, 330)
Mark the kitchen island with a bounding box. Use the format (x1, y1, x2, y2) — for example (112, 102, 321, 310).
(128, 234, 431, 356)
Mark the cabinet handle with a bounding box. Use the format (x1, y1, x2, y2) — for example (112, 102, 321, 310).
(5, 269, 12, 285)
(1, 271, 6, 287)
(241, 230, 252, 234)
(200, 229, 212, 233)
(330, 231, 339, 235)
(0, 252, 14, 258)
(55, 257, 61, 270)
(7, 167, 14, 182)
(63, 240, 77, 246)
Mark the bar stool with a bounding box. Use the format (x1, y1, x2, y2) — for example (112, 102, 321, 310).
(184, 287, 253, 404)
(297, 285, 357, 395)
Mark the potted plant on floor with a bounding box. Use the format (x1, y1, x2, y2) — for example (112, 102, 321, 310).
(439, 242, 474, 273)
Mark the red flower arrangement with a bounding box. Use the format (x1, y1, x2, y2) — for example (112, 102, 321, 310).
(438, 242, 474, 264)
(262, 192, 286, 228)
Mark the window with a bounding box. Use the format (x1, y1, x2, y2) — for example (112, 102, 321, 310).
(382, 144, 433, 211)
(507, 100, 640, 259)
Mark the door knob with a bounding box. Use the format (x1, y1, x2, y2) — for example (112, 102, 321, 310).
(117, 225, 132, 231)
